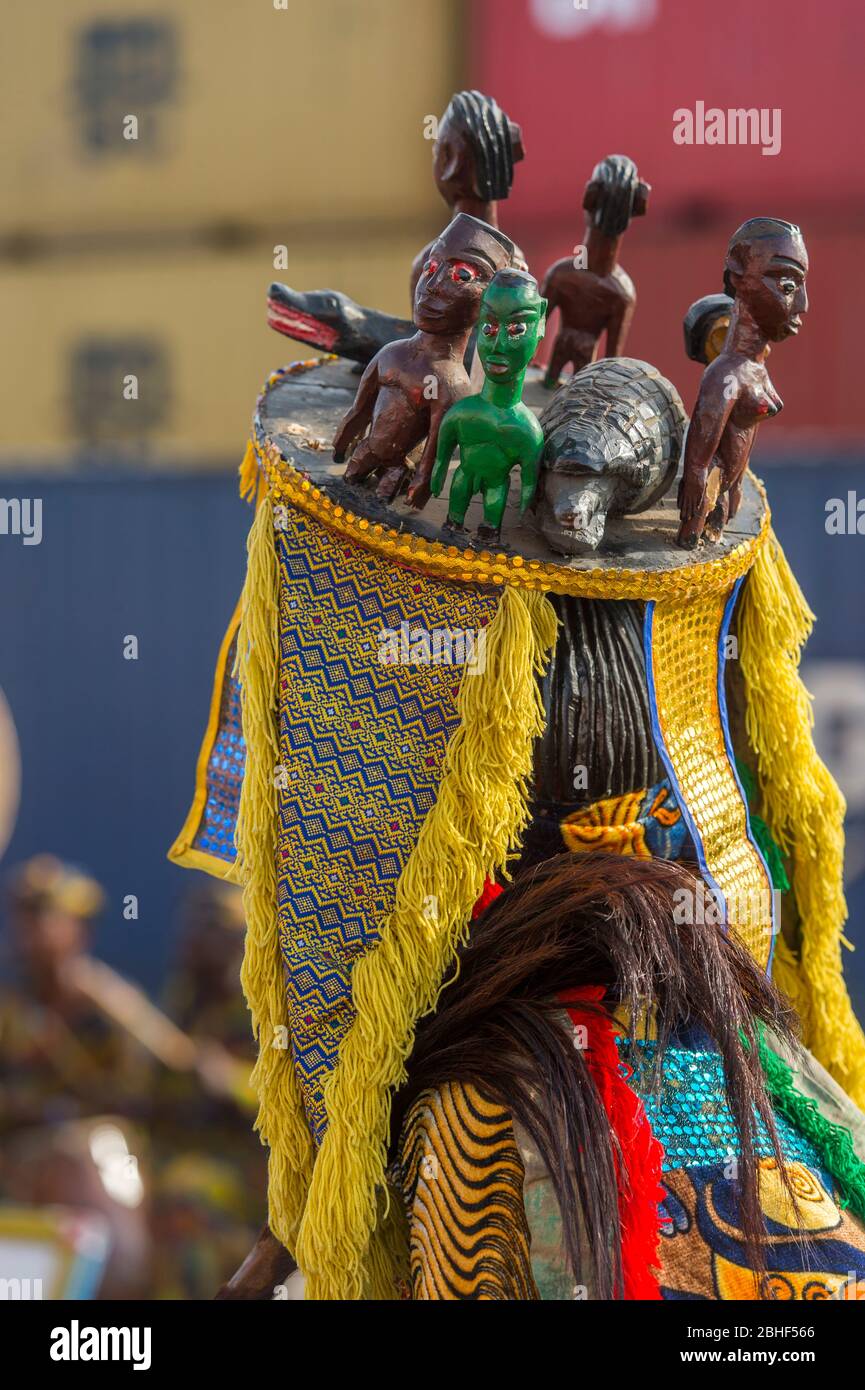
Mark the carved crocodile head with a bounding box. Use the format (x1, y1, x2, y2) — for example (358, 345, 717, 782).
(266, 283, 412, 365)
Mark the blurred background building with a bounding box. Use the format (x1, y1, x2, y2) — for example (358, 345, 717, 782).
(1, 0, 864, 1014)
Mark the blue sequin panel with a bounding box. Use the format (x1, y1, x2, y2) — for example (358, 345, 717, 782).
(193, 633, 246, 862)
(620, 1040, 824, 1174)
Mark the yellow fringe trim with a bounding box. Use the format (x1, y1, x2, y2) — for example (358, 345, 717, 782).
(739, 526, 865, 1105)
(291, 584, 559, 1299)
(167, 438, 264, 879)
(234, 493, 315, 1250)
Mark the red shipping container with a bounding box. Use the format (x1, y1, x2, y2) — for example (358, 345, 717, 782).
(468, 0, 865, 440)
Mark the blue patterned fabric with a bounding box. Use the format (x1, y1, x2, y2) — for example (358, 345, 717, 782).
(639, 778, 692, 860)
(275, 508, 498, 1142)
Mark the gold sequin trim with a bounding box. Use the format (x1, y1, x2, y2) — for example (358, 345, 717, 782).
(253, 360, 770, 601)
(650, 591, 775, 969)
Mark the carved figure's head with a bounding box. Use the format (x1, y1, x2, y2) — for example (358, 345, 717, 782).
(583, 154, 650, 239)
(433, 90, 524, 207)
(478, 270, 547, 386)
(723, 218, 809, 343)
(413, 213, 515, 336)
(683, 293, 734, 365)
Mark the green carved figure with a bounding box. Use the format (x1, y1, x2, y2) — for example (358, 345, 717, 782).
(431, 269, 547, 545)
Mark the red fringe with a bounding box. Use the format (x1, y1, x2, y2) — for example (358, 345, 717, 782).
(559, 986, 666, 1300)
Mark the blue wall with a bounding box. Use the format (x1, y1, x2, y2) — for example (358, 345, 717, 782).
(758, 455, 865, 1016)
(0, 472, 248, 990)
(1, 457, 864, 1018)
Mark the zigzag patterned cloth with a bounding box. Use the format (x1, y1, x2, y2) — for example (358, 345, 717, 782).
(399, 1081, 537, 1300)
(274, 506, 497, 1142)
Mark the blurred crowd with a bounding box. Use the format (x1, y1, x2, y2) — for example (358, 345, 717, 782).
(0, 856, 265, 1299)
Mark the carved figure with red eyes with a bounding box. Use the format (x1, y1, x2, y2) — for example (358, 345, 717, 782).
(332, 214, 515, 507)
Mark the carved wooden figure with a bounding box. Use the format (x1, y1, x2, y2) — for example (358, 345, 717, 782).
(537, 358, 685, 553)
(332, 214, 515, 506)
(431, 270, 546, 545)
(267, 90, 523, 368)
(540, 155, 649, 388)
(267, 285, 413, 366)
(677, 219, 808, 549)
(410, 90, 525, 300)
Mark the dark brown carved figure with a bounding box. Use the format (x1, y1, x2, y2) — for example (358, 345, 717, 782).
(267, 91, 523, 369)
(409, 90, 525, 300)
(333, 214, 514, 506)
(215, 1224, 295, 1300)
(677, 219, 808, 549)
(540, 155, 649, 389)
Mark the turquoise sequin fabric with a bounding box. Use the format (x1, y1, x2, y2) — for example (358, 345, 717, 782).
(620, 1040, 824, 1174)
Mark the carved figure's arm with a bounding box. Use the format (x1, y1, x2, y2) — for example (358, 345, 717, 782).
(430, 407, 460, 498)
(678, 370, 735, 520)
(408, 400, 449, 509)
(605, 293, 635, 358)
(540, 263, 563, 316)
(333, 357, 380, 462)
(519, 425, 545, 514)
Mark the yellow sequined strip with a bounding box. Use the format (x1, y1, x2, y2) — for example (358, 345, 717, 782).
(649, 592, 774, 970)
(251, 356, 770, 601)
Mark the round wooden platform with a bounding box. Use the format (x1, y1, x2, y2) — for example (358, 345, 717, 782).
(256, 358, 766, 581)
